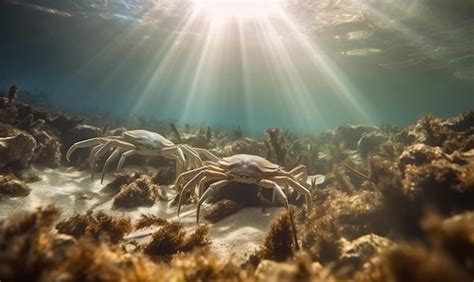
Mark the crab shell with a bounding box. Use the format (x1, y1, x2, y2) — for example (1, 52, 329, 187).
(218, 154, 283, 178)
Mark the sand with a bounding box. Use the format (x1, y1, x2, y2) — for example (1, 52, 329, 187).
(0, 166, 284, 263)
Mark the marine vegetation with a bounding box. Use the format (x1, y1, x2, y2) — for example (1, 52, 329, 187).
(0, 94, 473, 281)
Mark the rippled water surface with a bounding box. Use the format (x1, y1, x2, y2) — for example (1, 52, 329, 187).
(0, 0, 472, 133)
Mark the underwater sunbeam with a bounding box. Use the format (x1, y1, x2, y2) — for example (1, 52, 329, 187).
(194, 0, 281, 21)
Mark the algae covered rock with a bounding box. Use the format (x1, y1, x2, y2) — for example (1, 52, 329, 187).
(113, 175, 164, 208)
(357, 132, 388, 156)
(335, 125, 379, 150)
(33, 130, 62, 168)
(0, 125, 37, 170)
(0, 173, 31, 197)
(335, 234, 394, 277)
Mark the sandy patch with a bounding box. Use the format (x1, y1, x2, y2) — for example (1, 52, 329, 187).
(0, 166, 283, 263)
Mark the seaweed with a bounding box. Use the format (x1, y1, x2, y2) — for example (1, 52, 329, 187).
(135, 213, 168, 230)
(113, 174, 162, 208)
(101, 171, 142, 194)
(254, 253, 319, 282)
(170, 122, 181, 143)
(203, 199, 243, 223)
(56, 211, 132, 243)
(248, 211, 296, 266)
(0, 173, 30, 197)
(152, 165, 176, 185)
(49, 240, 123, 281)
(143, 220, 211, 261)
(6, 84, 17, 103)
(172, 250, 251, 282)
(0, 206, 61, 281)
(266, 128, 287, 164)
(422, 212, 474, 276)
(381, 244, 469, 282)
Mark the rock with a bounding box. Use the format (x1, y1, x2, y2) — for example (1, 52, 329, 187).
(51, 234, 77, 261)
(0, 127, 37, 170)
(0, 173, 31, 197)
(357, 132, 388, 156)
(335, 234, 394, 277)
(335, 125, 379, 150)
(398, 144, 447, 171)
(444, 111, 474, 133)
(33, 130, 62, 168)
(112, 175, 163, 208)
(216, 137, 267, 157)
(0, 97, 9, 108)
(255, 257, 329, 281)
(255, 260, 300, 281)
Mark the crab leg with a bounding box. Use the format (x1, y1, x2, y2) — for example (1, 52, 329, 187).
(196, 179, 230, 223)
(174, 165, 226, 192)
(258, 179, 299, 249)
(117, 150, 136, 171)
(90, 139, 136, 181)
(66, 138, 104, 161)
(100, 148, 122, 184)
(197, 170, 229, 198)
(192, 147, 219, 162)
(178, 170, 208, 217)
(174, 167, 207, 192)
(289, 165, 308, 182)
(285, 178, 313, 213)
(91, 140, 113, 181)
(162, 146, 186, 176)
(180, 145, 203, 169)
(88, 144, 103, 168)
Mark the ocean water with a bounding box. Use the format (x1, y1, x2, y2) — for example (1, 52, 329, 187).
(0, 0, 472, 134)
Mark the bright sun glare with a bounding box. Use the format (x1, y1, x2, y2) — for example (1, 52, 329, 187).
(194, 0, 282, 20)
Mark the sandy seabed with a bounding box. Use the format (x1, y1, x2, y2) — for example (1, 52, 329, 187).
(0, 166, 281, 263)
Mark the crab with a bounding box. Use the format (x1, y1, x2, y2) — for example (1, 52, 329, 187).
(66, 129, 218, 184)
(173, 154, 312, 223)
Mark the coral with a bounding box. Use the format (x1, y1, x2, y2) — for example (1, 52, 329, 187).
(0, 173, 31, 197)
(113, 174, 163, 208)
(56, 211, 132, 243)
(203, 199, 243, 223)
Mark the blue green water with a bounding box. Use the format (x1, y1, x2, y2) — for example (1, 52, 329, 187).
(0, 0, 472, 134)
